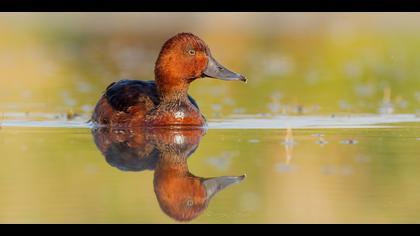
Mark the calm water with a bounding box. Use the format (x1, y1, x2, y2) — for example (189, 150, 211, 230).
(0, 117, 419, 223)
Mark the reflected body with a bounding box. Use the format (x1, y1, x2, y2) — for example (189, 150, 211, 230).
(92, 127, 245, 222)
(92, 33, 246, 127)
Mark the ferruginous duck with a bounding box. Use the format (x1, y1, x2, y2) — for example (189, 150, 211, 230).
(92, 32, 247, 127)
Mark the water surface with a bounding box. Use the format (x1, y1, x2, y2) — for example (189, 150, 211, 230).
(1, 116, 419, 223)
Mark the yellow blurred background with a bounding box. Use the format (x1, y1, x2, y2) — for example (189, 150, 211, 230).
(1, 13, 420, 117)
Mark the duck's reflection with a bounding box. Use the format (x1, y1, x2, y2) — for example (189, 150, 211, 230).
(92, 127, 245, 222)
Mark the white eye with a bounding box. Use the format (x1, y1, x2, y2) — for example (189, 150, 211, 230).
(188, 49, 196, 56)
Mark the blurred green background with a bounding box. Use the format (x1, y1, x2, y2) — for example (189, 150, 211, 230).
(1, 12, 420, 118)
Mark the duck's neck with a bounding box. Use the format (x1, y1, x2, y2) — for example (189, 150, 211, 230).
(156, 75, 191, 103)
(157, 154, 189, 174)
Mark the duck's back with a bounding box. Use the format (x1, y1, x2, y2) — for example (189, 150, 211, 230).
(92, 80, 199, 126)
(106, 80, 160, 112)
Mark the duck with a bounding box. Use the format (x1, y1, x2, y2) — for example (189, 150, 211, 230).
(91, 127, 245, 222)
(92, 32, 247, 127)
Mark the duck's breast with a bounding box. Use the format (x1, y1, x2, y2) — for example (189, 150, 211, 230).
(145, 100, 206, 127)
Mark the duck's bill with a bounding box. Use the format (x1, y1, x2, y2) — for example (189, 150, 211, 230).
(203, 175, 246, 200)
(203, 54, 247, 83)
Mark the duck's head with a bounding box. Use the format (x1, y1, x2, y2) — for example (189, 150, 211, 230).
(155, 32, 247, 96)
(154, 166, 246, 222)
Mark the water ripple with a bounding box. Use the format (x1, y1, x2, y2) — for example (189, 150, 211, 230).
(1, 113, 420, 129)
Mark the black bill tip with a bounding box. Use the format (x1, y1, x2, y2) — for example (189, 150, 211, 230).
(239, 75, 248, 83)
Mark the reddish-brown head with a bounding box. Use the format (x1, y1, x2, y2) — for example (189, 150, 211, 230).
(154, 165, 246, 222)
(154, 170, 208, 222)
(155, 33, 247, 97)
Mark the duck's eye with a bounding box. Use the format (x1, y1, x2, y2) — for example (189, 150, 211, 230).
(187, 49, 196, 56)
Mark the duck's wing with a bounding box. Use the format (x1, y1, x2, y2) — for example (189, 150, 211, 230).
(91, 127, 159, 172)
(92, 80, 159, 125)
(105, 80, 160, 112)
(105, 80, 200, 111)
